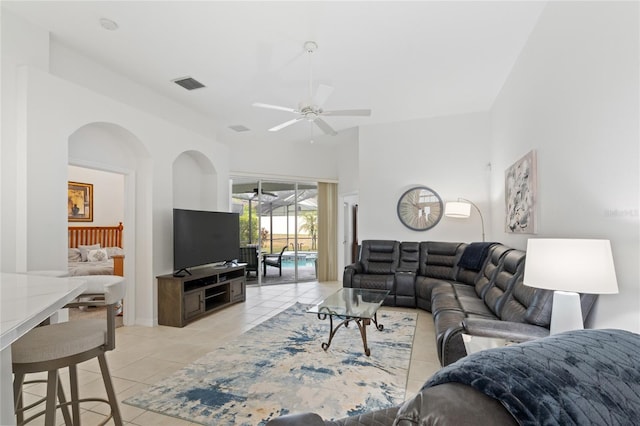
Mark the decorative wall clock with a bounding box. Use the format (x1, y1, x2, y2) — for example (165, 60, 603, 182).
(397, 186, 443, 231)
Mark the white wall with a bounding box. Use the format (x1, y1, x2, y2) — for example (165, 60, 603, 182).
(490, 2, 640, 331)
(68, 165, 124, 227)
(337, 127, 360, 196)
(50, 41, 217, 140)
(1, 10, 50, 272)
(223, 133, 342, 182)
(358, 112, 492, 243)
(1, 11, 231, 327)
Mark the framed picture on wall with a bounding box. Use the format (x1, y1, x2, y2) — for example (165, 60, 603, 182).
(68, 181, 93, 222)
(505, 150, 537, 234)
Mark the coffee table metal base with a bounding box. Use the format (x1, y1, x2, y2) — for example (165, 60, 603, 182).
(317, 312, 384, 356)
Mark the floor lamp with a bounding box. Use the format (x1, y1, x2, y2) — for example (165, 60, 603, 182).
(523, 238, 618, 334)
(444, 198, 485, 242)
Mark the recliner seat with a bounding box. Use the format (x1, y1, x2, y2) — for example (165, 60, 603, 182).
(343, 240, 400, 306)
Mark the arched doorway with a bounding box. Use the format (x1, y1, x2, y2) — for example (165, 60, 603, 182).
(68, 122, 151, 326)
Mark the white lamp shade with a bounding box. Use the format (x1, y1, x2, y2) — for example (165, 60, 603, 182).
(444, 201, 471, 218)
(523, 239, 618, 294)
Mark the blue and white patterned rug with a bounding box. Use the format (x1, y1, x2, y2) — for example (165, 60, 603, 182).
(123, 302, 417, 425)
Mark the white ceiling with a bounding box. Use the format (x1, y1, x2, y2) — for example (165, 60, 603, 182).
(3, 1, 547, 144)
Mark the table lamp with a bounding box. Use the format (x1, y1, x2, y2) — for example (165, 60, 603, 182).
(444, 198, 485, 242)
(523, 238, 618, 334)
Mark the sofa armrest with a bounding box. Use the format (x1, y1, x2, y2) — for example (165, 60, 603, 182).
(265, 413, 325, 426)
(462, 318, 550, 342)
(440, 318, 550, 366)
(342, 263, 362, 287)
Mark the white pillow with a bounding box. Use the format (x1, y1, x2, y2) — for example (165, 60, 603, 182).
(78, 244, 101, 262)
(86, 248, 109, 262)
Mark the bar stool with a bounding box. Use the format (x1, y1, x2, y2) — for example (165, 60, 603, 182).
(12, 277, 125, 426)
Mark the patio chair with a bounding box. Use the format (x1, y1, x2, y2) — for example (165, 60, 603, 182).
(264, 246, 287, 276)
(239, 245, 259, 277)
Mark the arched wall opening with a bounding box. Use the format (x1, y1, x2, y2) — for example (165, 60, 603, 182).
(69, 122, 151, 326)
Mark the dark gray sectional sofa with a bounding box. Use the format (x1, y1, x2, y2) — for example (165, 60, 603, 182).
(343, 239, 598, 366)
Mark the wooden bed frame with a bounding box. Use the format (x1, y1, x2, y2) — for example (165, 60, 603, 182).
(68, 222, 124, 276)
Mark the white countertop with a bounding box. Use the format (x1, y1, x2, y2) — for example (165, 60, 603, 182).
(0, 272, 87, 425)
(1, 273, 87, 350)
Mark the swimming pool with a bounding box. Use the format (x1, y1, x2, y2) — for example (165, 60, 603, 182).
(280, 251, 317, 268)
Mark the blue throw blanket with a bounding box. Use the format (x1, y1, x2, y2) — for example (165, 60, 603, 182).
(422, 329, 640, 425)
(457, 242, 495, 271)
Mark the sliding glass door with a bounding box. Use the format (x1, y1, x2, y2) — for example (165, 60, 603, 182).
(232, 179, 317, 285)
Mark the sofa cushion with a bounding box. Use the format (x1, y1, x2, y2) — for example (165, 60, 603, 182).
(500, 275, 553, 325)
(473, 245, 511, 298)
(482, 250, 526, 316)
(418, 242, 466, 279)
(431, 282, 475, 301)
(415, 276, 453, 312)
(352, 274, 395, 292)
(360, 240, 400, 274)
(454, 268, 480, 286)
(455, 296, 496, 318)
(399, 241, 420, 271)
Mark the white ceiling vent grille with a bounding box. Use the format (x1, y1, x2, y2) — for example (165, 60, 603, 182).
(229, 125, 251, 132)
(172, 77, 205, 90)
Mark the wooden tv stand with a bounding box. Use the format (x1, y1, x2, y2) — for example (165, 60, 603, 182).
(157, 265, 246, 327)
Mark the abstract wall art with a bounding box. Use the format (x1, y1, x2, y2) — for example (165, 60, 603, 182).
(505, 150, 537, 234)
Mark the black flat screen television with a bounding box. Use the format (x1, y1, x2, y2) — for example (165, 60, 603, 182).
(173, 208, 240, 275)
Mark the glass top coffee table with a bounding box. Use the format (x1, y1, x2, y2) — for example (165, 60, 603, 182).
(307, 288, 390, 356)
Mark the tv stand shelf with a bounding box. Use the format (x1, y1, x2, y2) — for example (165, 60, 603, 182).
(157, 265, 246, 327)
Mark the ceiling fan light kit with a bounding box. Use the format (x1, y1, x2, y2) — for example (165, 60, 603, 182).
(253, 41, 371, 138)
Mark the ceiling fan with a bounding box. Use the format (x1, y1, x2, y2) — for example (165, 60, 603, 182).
(253, 41, 372, 136)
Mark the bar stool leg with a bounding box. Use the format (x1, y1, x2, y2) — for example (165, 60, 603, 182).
(68, 364, 81, 425)
(55, 376, 73, 426)
(14, 371, 72, 426)
(13, 372, 25, 424)
(44, 370, 58, 426)
(97, 354, 123, 425)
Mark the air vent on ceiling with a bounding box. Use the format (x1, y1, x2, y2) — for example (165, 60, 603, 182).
(172, 77, 205, 90)
(229, 125, 251, 132)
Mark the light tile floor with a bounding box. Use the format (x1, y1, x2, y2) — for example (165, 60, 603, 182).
(19, 281, 441, 425)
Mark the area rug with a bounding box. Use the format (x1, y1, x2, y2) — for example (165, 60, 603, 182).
(123, 302, 417, 425)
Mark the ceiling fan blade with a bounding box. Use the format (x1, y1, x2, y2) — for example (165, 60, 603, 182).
(252, 102, 298, 113)
(313, 84, 334, 107)
(268, 117, 304, 132)
(322, 109, 372, 117)
(314, 118, 338, 136)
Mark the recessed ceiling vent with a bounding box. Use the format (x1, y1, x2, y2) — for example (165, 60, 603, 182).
(229, 125, 251, 132)
(172, 77, 205, 90)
